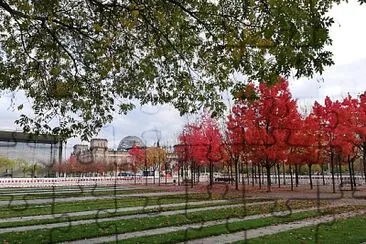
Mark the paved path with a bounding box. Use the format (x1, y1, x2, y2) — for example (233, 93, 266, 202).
(0, 191, 191, 206)
(0, 201, 273, 234)
(184, 210, 366, 243)
(62, 204, 351, 244)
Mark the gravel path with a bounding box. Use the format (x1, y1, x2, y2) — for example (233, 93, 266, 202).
(0, 201, 273, 234)
(184, 210, 366, 244)
(61, 204, 351, 244)
(0, 191, 190, 206)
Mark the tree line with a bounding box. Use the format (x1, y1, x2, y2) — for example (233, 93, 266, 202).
(176, 77, 366, 192)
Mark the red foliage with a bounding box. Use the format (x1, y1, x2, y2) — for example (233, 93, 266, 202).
(177, 113, 224, 167)
(230, 78, 300, 169)
(128, 145, 146, 171)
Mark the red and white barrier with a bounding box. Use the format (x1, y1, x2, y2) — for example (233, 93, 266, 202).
(0, 177, 176, 188)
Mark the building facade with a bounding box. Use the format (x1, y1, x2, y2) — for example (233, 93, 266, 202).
(72, 136, 146, 171)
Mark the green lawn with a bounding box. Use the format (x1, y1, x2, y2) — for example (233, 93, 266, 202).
(0, 200, 322, 243)
(113, 205, 365, 244)
(0, 188, 162, 200)
(0, 193, 218, 218)
(0, 199, 270, 228)
(247, 214, 366, 244)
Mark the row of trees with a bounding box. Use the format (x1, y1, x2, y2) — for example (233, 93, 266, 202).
(52, 146, 169, 184)
(0, 156, 43, 178)
(176, 77, 366, 192)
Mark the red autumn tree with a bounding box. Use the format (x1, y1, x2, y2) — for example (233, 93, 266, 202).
(177, 113, 224, 186)
(290, 114, 325, 189)
(312, 96, 347, 193)
(229, 77, 300, 192)
(128, 145, 146, 173)
(358, 92, 366, 182)
(128, 145, 146, 184)
(226, 84, 257, 190)
(334, 95, 362, 189)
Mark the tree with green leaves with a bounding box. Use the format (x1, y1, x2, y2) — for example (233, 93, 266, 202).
(16, 158, 41, 177)
(0, 155, 15, 173)
(0, 0, 365, 140)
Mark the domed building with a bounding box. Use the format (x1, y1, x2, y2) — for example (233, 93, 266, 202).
(72, 136, 147, 173)
(117, 136, 145, 151)
(71, 135, 178, 176)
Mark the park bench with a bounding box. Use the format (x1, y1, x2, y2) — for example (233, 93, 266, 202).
(214, 177, 235, 183)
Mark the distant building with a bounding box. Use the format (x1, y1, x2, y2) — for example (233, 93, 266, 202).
(72, 136, 146, 170)
(0, 130, 63, 177)
(0, 130, 62, 166)
(72, 136, 179, 175)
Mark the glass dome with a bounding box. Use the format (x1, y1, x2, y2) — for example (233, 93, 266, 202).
(117, 136, 145, 151)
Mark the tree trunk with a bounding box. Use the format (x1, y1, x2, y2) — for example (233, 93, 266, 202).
(165, 162, 167, 185)
(253, 165, 256, 185)
(330, 150, 336, 193)
(277, 163, 281, 188)
(351, 159, 356, 188)
(191, 161, 194, 188)
(153, 169, 156, 184)
(158, 161, 161, 186)
(266, 165, 271, 192)
(348, 157, 354, 191)
(274, 164, 277, 184)
(184, 164, 186, 181)
(209, 161, 213, 187)
(246, 163, 250, 185)
(321, 164, 325, 185)
(178, 164, 181, 186)
(145, 166, 148, 186)
(337, 154, 343, 186)
(235, 160, 239, 190)
(295, 164, 299, 187)
(197, 165, 200, 183)
(258, 165, 261, 189)
(282, 162, 286, 185)
(290, 164, 293, 191)
(308, 164, 313, 190)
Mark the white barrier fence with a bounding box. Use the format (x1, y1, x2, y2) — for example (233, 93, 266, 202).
(0, 176, 175, 188)
(256, 174, 365, 185)
(0, 174, 364, 188)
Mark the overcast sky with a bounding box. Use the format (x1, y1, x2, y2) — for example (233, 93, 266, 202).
(1, 1, 366, 158)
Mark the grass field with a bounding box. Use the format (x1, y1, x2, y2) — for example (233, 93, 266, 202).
(0, 184, 365, 243)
